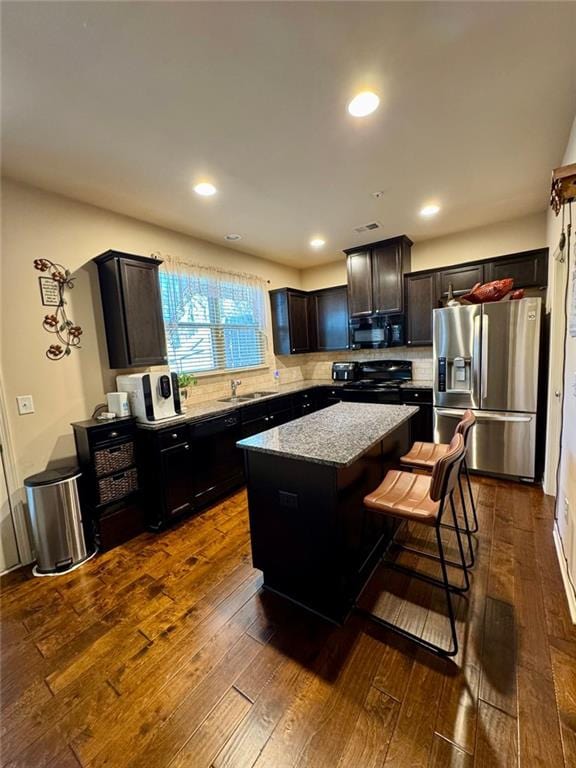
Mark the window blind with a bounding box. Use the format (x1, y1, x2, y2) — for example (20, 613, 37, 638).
(159, 263, 267, 374)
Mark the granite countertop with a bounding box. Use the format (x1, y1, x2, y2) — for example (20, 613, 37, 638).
(136, 379, 341, 430)
(400, 380, 433, 389)
(236, 402, 419, 467)
(134, 377, 432, 431)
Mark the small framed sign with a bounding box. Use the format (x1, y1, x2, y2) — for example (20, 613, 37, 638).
(38, 277, 60, 307)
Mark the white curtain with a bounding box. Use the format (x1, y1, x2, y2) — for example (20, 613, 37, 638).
(158, 254, 269, 374)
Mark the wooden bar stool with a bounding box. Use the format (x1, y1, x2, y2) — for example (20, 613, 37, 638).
(400, 410, 477, 569)
(358, 433, 467, 657)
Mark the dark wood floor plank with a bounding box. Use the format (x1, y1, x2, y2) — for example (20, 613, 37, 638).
(478, 597, 517, 716)
(517, 664, 565, 768)
(429, 735, 473, 768)
(1, 480, 573, 768)
(123, 634, 262, 768)
(473, 700, 518, 768)
(550, 644, 576, 768)
(336, 685, 398, 768)
(383, 650, 447, 768)
(167, 686, 252, 768)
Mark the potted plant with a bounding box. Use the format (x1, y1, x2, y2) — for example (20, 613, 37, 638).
(177, 372, 196, 403)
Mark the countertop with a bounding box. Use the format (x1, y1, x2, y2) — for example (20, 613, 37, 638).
(134, 378, 432, 430)
(236, 402, 419, 467)
(135, 379, 340, 430)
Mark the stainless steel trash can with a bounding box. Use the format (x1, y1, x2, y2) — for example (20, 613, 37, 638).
(24, 467, 94, 575)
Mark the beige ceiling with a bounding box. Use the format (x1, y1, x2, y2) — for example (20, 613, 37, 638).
(2, 2, 576, 268)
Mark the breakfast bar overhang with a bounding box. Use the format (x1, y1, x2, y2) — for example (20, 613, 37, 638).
(237, 402, 418, 624)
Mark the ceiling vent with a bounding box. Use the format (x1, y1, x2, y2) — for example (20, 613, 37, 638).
(353, 221, 382, 234)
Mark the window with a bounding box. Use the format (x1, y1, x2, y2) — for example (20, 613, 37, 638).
(159, 262, 268, 374)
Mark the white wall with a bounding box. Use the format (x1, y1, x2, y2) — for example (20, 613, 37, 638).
(300, 211, 547, 291)
(545, 115, 576, 611)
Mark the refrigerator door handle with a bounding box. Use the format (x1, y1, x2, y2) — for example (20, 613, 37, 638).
(435, 408, 533, 424)
(481, 314, 488, 403)
(472, 313, 482, 407)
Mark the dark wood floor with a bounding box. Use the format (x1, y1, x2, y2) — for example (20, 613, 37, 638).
(1, 477, 575, 768)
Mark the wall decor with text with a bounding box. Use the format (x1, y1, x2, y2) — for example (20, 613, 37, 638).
(33, 258, 83, 360)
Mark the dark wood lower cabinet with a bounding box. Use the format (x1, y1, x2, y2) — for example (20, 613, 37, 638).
(137, 388, 342, 530)
(401, 388, 433, 443)
(137, 413, 243, 529)
(160, 441, 194, 520)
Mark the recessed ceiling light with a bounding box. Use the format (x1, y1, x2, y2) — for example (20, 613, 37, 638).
(347, 91, 380, 118)
(310, 238, 326, 248)
(224, 233, 242, 241)
(420, 204, 441, 217)
(194, 182, 217, 196)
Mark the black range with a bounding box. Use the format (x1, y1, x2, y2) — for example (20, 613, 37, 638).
(336, 360, 413, 404)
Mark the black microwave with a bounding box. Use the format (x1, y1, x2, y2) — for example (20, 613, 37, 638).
(349, 316, 405, 349)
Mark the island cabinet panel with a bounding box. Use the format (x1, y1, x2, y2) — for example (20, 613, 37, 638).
(405, 271, 436, 346)
(242, 420, 410, 624)
(310, 286, 350, 351)
(94, 250, 168, 369)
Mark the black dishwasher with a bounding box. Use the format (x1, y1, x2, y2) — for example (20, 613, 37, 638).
(190, 412, 244, 509)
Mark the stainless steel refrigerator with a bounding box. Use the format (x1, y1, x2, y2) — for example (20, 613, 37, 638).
(433, 297, 542, 481)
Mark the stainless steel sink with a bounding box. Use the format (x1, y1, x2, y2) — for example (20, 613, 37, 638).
(217, 391, 276, 403)
(241, 391, 276, 399)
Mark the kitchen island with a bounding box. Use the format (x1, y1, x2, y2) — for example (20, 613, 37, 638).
(237, 402, 418, 623)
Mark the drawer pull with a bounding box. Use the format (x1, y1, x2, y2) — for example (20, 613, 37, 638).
(171, 433, 179, 439)
(109, 431, 119, 438)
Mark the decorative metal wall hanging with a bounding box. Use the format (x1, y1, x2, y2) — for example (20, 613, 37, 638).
(33, 258, 83, 360)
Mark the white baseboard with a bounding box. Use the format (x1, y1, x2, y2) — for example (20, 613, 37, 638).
(553, 524, 576, 624)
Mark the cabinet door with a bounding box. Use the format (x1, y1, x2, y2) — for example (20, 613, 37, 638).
(346, 251, 373, 317)
(371, 243, 403, 314)
(486, 250, 548, 288)
(436, 264, 484, 300)
(405, 273, 435, 346)
(287, 292, 311, 353)
(161, 443, 193, 519)
(120, 260, 168, 366)
(312, 286, 349, 351)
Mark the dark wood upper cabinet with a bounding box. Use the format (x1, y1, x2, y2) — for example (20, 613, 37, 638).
(485, 248, 548, 288)
(345, 236, 412, 318)
(436, 263, 485, 299)
(311, 286, 349, 351)
(269, 288, 312, 355)
(405, 272, 436, 347)
(371, 237, 412, 314)
(95, 250, 168, 369)
(345, 250, 373, 317)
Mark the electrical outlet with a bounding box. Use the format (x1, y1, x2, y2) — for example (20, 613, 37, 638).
(564, 497, 570, 525)
(16, 395, 34, 415)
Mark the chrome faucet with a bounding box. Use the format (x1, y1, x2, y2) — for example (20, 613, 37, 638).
(230, 379, 242, 398)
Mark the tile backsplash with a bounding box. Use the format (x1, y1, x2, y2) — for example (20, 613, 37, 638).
(164, 346, 433, 406)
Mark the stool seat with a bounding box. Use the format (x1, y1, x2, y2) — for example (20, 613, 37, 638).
(401, 441, 450, 469)
(364, 470, 439, 526)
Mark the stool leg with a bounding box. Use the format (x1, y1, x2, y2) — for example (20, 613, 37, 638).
(434, 523, 459, 656)
(463, 458, 479, 533)
(457, 474, 475, 568)
(449, 494, 470, 592)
